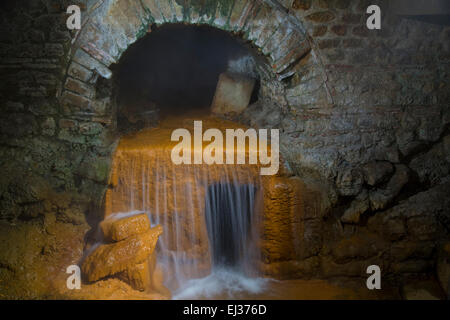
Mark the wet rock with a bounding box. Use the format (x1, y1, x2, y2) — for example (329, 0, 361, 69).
(81, 225, 162, 282)
(336, 167, 363, 196)
(362, 161, 394, 186)
(341, 189, 369, 224)
(369, 164, 409, 211)
(101, 213, 150, 242)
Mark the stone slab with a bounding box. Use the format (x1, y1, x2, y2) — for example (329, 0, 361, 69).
(211, 72, 255, 115)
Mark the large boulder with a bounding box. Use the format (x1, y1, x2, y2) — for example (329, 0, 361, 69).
(82, 225, 162, 282)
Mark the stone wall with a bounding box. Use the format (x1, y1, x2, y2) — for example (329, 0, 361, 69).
(0, 0, 449, 298)
(274, 0, 450, 285)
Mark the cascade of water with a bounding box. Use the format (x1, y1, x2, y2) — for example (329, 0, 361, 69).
(106, 134, 263, 292)
(205, 182, 258, 272)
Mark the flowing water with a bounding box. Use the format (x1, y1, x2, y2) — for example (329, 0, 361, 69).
(101, 115, 387, 300)
(105, 116, 267, 296)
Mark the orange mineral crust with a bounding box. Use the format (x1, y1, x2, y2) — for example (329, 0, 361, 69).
(82, 225, 163, 282)
(104, 115, 319, 282)
(101, 212, 151, 242)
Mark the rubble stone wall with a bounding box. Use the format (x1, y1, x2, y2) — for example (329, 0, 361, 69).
(0, 0, 449, 298)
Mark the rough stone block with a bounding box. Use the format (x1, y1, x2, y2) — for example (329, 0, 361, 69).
(72, 48, 112, 79)
(64, 77, 94, 98)
(61, 90, 91, 111)
(81, 225, 163, 282)
(211, 72, 255, 115)
(101, 213, 151, 242)
(68, 61, 94, 83)
(273, 33, 310, 74)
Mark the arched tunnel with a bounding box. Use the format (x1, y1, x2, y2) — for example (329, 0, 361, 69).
(0, 0, 449, 301)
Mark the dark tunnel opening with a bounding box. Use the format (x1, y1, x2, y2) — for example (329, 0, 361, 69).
(112, 23, 261, 127)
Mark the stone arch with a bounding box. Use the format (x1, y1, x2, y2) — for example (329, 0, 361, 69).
(58, 0, 328, 119)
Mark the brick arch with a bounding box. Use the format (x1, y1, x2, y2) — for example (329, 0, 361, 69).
(59, 0, 316, 115)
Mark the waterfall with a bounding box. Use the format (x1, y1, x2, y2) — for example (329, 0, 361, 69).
(204, 183, 258, 272)
(105, 118, 265, 294)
